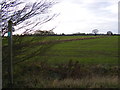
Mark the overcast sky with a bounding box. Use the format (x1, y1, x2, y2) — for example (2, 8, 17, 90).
(17, 0, 119, 34)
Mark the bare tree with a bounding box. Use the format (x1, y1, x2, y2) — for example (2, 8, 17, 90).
(107, 31, 113, 35)
(0, 0, 58, 37)
(92, 29, 99, 36)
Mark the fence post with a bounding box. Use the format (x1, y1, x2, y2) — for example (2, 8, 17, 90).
(8, 20, 13, 88)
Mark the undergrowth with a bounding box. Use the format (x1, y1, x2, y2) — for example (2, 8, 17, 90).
(3, 60, 119, 88)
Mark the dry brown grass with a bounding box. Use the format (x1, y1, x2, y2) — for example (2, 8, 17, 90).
(51, 76, 118, 88)
(3, 60, 119, 88)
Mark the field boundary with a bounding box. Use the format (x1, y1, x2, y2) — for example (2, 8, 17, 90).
(31, 36, 106, 46)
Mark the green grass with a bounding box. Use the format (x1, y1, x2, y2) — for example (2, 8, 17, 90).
(3, 35, 118, 64)
(33, 36, 118, 64)
(2, 35, 119, 88)
(11, 35, 97, 43)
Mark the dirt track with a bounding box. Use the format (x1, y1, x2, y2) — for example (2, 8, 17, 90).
(32, 36, 106, 46)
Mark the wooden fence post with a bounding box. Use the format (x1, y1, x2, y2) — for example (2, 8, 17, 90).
(8, 20, 13, 88)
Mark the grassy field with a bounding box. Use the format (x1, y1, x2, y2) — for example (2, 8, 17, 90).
(7, 35, 118, 64)
(2, 35, 119, 88)
(39, 36, 118, 64)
